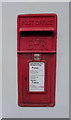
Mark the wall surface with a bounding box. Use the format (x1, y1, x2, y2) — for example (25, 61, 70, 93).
(2, 2, 69, 118)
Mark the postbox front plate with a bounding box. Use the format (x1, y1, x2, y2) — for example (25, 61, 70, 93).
(17, 14, 57, 107)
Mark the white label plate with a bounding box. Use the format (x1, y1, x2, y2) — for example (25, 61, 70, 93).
(29, 62, 45, 92)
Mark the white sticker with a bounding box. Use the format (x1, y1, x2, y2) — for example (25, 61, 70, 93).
(29, 62, 45, 92)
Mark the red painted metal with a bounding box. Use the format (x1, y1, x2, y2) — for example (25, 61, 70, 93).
(17, 14, 57, 107)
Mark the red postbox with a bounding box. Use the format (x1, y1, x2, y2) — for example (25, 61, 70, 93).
(17, 14, 57, 107)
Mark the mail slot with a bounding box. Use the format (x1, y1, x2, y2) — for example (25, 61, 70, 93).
(17, 14, 57, 107)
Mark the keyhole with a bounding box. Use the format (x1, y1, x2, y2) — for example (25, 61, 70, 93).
(25, 77, 27, 81)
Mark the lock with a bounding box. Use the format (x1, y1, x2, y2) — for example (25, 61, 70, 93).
(17, 14, 57, 107)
